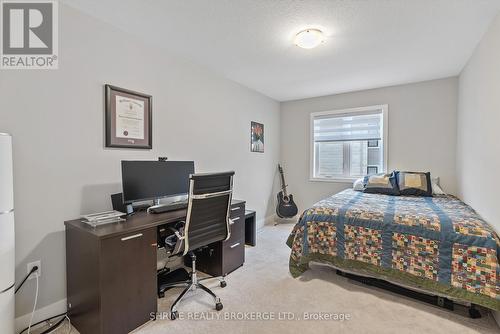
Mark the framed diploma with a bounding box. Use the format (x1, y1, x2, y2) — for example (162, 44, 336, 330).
(105, 84, 152, 149)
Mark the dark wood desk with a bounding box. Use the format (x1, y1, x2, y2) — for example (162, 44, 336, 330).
(65, 199, 245, 334)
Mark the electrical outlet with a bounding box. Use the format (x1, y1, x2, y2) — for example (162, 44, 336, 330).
(27, 260, 41, 280)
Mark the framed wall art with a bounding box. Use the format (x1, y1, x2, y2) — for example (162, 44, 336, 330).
(105, 84, 152, 149)
(251, 121, 264, 153)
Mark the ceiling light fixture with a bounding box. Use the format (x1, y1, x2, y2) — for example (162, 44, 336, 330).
(294, 29, 325, 49)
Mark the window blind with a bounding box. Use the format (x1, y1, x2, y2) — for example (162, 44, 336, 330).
(317, 142, 344, 176)
(313, 111, 382, 142)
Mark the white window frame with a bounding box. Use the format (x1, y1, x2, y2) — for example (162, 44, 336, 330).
(309, 104, 389, 183)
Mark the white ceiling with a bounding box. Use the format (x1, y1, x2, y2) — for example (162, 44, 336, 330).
(62, 0, 500, 101)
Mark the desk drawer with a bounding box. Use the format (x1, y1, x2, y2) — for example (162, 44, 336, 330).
(222, 238, 244, 275)
(227, 202, 244, 244)
(224, 238, 244, 252)
(230, 204, 245, 219)
(228, 215, 244, 243)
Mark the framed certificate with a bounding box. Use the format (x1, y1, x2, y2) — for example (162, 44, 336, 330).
(105, 84, 152, 149)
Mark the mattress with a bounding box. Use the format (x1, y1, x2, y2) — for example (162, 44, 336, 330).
(286, 189, 500, 310)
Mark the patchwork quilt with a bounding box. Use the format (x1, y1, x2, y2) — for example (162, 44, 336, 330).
(286, 189, 500, 310)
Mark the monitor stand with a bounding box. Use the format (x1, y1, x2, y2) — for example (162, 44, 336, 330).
(148, 198, 164, 213)
(147, 198, 188, 214)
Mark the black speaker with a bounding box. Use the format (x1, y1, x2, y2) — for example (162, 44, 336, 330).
(111, 193, 132, 214)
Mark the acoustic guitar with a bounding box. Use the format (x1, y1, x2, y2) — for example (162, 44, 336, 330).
(276, 164, 298, 218)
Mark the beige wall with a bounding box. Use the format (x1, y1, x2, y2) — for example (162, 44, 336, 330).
(0, 5, 280, 318)
(3, 1, 497, 325)
(457, 13, 500, 325)
(457, 13, 500, 233)
(280, 77, 458, 213)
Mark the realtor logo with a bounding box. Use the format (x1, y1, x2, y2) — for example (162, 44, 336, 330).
(1, 0, 58, 69)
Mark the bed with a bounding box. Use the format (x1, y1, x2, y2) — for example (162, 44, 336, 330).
(286, 189, 500, 311)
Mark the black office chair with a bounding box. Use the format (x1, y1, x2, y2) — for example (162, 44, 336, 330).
(158, 171, 235, 320)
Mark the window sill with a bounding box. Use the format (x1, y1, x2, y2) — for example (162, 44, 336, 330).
(309, 177, 358, 184)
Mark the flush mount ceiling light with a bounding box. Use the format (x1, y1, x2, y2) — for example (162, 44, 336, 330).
(294, 29, 325, 49)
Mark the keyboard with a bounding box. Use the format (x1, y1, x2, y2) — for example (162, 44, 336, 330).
(148, 201, 188, 214)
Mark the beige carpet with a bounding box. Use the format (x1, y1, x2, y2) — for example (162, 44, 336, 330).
(52, 223, 499, 334)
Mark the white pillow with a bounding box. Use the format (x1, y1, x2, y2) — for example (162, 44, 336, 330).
(431, 176, 445, 195)
(353, 178, 364, 191)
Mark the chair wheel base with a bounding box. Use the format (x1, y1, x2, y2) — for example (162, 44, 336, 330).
(215, 302, 223, 311)
(220, 281, 227, 288)
(171, 310, 179, 320)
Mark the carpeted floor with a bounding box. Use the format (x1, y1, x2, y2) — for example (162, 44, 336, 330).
(53, 223, 499, 334)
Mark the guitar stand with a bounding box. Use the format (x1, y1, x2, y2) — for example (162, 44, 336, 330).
(335, 270, 482, 319)
(274, 216, 297, 226)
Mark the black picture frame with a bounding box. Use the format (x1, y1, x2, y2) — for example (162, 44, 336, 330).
(250, 121, 264, 153)
(105, 84, 152, 149)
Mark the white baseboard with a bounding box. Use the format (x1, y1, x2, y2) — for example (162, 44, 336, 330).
(15, 298, 67, 334)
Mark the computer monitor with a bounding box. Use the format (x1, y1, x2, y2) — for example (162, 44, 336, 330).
(121, 160, 195, 204)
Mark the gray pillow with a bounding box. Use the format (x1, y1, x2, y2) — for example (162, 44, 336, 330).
(363, 172, 400, 196)
(396, 171, 432, 197)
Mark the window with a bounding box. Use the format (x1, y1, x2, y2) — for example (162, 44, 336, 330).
(310, 105, 388, 182)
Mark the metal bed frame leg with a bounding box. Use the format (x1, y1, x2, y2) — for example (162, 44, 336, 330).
(468, 304, 482, 319)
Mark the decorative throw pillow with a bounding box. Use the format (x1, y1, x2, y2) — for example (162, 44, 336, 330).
(396, 171, 432, 197)
(363, 172, 400, 196)
(431, 176, 446, 195)
(353, 178, 364, 191)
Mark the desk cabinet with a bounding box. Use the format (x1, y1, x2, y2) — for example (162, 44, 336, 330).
(100, 229, 157, 333)
(244, 210, 256, 246)
(65, 225, 157, 334)
(194, 200, 246, 276)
